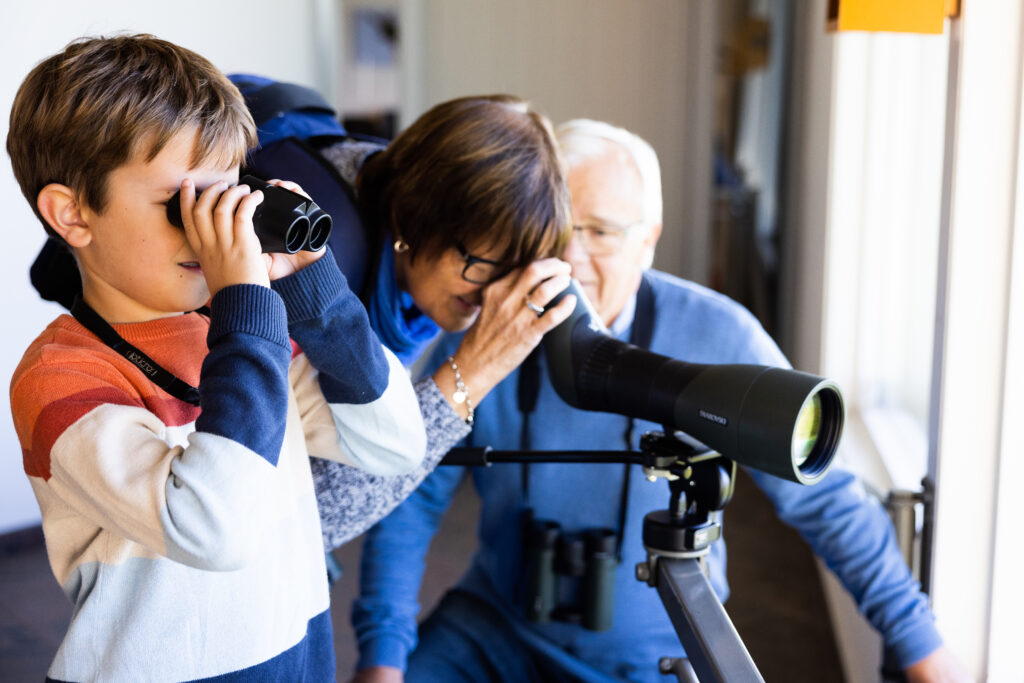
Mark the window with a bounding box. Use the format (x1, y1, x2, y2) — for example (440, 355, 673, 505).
(825, 30, 949, 494)
(819, 8, 1024, 676)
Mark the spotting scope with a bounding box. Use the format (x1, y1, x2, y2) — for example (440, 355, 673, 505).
(541, 280, 844, 485)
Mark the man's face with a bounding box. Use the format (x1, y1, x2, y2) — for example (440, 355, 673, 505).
(564, 144, 661, 327)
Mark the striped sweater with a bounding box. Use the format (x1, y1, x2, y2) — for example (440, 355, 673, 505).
(9, 251, 426, 682)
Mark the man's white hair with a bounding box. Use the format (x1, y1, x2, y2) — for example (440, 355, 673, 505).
(555, 118, 663, 227)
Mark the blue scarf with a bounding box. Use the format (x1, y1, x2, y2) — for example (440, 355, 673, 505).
(366, 244, 441, 365)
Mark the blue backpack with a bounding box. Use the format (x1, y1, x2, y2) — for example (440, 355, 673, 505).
(228, 73, 382, 297)
(30, 75, 381, 308)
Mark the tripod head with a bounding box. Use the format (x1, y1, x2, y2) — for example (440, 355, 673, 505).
(636, 431, 736, 561)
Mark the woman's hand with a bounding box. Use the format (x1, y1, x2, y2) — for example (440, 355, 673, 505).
(259, 179, 325, 280)
(434, 257, 576, 420)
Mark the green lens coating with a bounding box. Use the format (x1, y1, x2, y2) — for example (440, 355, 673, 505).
(792, 393, 823, 468)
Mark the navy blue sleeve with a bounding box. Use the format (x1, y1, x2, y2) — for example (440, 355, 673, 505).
(198, 284, 292, 465)
(272, 247, 388, 404)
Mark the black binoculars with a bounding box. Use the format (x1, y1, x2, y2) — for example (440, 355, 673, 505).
(166, 175, 332, 254)
(523, 517, 618, 632)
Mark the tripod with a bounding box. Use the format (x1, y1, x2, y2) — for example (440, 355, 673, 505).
(442, 429, 765, 683)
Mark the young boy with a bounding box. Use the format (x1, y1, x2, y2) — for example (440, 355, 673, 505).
(7, 34, 425, 681)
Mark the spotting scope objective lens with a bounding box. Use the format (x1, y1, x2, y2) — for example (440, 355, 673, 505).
(792, 393, 822, 468)
(789, 384, 844, 481)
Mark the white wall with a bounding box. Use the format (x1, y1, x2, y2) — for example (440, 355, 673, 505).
(0, 0, 329, 534)
(401, 0, 717, 284)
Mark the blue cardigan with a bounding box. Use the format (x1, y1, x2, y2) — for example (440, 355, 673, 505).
(352, 269, 942, 680)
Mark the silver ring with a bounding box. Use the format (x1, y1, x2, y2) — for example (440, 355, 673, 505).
(524, 296, 544, 316)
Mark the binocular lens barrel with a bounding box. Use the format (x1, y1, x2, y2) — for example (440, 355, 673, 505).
(285, 218, 310, 253)
(524, 520, 560, 624)
(306, 205, 332, 251)
(165, 175, 332, 254)
(255, 198, 309, 255)
(524, 521, 618, 631)
(582, 529, 617, 632)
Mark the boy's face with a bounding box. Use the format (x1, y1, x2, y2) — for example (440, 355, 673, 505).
(74, 127, 239, 323)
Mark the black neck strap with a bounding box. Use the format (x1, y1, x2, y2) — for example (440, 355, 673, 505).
(518, 274, 656, 560)
(70, 297, 201, 406)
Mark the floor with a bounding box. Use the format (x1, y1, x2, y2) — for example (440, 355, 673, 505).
(1, 469, 845, 682)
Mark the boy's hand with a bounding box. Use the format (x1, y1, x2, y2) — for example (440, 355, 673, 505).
(179, 179, 270, 295)
(261, 179, 326, 281)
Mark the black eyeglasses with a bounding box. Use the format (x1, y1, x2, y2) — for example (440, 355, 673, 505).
(455, 241, 512, 285)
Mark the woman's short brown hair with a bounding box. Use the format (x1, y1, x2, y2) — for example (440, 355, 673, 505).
(358, 95, 571, 268)
(7, 34, 256, 238)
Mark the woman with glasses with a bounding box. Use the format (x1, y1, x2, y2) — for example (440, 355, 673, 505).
(310, 94, 578, 549)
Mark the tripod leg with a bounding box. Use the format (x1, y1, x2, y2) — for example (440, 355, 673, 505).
(654, 557, 764, 682)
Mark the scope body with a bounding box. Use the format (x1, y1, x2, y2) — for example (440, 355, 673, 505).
(542, 280, 845, 485)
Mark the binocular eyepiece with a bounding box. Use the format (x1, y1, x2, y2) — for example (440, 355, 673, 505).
(166, 175, 332, 254)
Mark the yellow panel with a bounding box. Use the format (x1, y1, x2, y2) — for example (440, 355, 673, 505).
(827, 0, 947, 34)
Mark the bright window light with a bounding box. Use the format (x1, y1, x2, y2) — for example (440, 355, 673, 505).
(827, 30, 949, 491)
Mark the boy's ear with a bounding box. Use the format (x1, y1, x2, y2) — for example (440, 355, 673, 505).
(37, 183, 92, 247)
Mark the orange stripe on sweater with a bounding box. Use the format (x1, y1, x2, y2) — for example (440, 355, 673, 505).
(13, 315, 206, 481)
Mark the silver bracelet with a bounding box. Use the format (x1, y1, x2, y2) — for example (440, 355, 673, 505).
(447, 355, 474, 426)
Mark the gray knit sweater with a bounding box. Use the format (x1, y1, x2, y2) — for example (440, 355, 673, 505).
(310, 140, 471, 549)
(312, 377, 470, 549)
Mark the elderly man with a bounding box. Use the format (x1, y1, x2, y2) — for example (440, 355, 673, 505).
(350, 119, 966, 682)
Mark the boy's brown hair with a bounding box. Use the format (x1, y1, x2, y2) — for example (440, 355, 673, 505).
(358, 95, 572, 269)
(7, 34, 257, 238)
